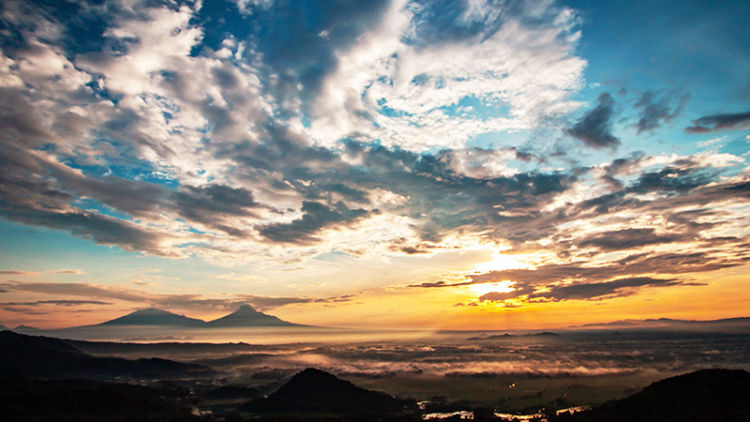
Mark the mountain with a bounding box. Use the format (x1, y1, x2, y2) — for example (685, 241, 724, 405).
(576, 316, 750, 332)
(95, 308, 207, 327)
(243, 368, 419, 417)
(12, 325, 41, 333)
(207, 304, 302, 327)
(552, 369, 750, 422)
(0, 330, 212, 379)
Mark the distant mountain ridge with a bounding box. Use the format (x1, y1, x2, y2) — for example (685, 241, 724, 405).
(207, 304, 303, 327)
(83, 304, 304, 328)
(576, 316, 750, 332)
(96, 308, 207, 327)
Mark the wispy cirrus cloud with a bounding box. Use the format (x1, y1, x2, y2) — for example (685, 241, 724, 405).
(0, 280, 356, 314)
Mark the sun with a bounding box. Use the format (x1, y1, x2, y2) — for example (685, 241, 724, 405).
(469, 280, 515, 296)
(471, 251, 529, 274)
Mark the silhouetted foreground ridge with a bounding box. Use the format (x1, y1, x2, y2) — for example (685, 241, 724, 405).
(552, 368, 750, 422)
(0, 330, 211, 379)
(243, 367, 419, 418)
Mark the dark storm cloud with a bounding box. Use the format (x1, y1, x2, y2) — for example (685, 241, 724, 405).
(259, 201, 370, 244)
(634, 91, 689, 133)
(566, 93, 620, 148)
(685, 109, 750, 133)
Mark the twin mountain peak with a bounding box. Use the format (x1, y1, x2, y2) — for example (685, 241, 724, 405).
(97, 304, 303, 328)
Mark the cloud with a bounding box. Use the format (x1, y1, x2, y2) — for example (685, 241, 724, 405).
(1, 300, 111, 307)
(478, 291, 517, 302)
(566, 92, 619, 148)
(0, 280, 356, 312)
(309, 0, 586, 151)
(634, 91, 689, 133)
(686, 109, 750, 133)
(0, 271, 37, 276)
(52, 269, 86, 275)
(531, 277, 684, 301)
(259, 201, 371, 244)
(577, 228, 684, 251)
(0, 0, 747, 290)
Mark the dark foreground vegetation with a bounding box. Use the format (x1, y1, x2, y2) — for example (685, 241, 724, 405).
(550, 368, 750, 422)
(2, 330, 750, 421)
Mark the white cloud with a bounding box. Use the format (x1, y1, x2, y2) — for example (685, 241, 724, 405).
(308, 0, 585, 151)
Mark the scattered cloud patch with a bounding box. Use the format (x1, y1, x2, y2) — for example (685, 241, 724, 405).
(566, 93, 619, 148)
(634, 91, 689, 133)
(686, 109, 750, 133)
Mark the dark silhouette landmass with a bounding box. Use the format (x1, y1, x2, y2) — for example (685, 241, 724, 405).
(0, 330, 212, 379)
(207, 304, 303, 327)
(204, 385, 261, 400)
(243, 368, 419, 419)
(67, 338, 268, 358)
(552, 369, 750, 422)
(0, 379, 198, 422)
(468, 331, 559, 340)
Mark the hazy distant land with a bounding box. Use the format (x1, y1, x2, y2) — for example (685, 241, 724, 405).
(2, 315, 750, 421)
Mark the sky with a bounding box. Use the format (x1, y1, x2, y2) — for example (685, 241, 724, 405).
(0, 0, 749, 330)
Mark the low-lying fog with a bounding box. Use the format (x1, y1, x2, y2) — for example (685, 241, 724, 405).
(23, 326, 749, 408)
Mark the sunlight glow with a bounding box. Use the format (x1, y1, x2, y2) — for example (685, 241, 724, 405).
(469, 280, 515, 296)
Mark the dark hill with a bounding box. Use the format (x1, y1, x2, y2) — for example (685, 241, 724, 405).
(0, 330, 212, 379)
(243, 368, 418, 417)
(552, 368, 750, 422)
(95, 308, 207, 327)
(208, 304, 302, 327)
